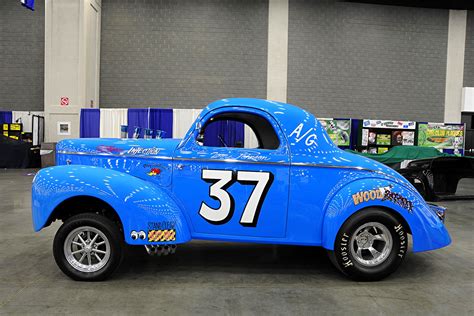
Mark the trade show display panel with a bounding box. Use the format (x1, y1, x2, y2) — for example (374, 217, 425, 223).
(79, 108, 468, 157)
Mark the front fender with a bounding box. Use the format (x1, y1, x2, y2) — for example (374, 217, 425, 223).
(321, 177, 451, 252)
(32, 165, 191, 245)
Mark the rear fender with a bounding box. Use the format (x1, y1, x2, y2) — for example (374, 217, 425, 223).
(32, 165, 191, 245)
(321, 177, 451, 252)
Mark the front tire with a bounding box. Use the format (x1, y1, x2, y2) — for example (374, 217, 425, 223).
(53, 213, 123, 281)
(328, 208, 408, 281)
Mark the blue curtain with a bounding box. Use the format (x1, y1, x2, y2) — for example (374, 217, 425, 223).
(80, 109, 100, 138)
(0, 111, 12, 126)
(204, 120, 244, 147)
(127, 109, 149, 138)
(149, 109, 173, 138)
(21, 0, 35, 10)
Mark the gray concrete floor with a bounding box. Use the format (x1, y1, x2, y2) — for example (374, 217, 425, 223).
(0, 169, 473, 315)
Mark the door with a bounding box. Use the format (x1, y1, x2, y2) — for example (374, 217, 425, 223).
(173, 108, 290, 240)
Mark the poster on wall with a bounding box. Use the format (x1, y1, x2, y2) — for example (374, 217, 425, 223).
(363, 119, 416, 130)
(361, 129, 369, 146)
(391, 131, 403, 146)
(376, 134, 391, 146)
(402, 131, 415, 145)
(417, 123, 464, 153)
(391, 131, 415, 146)
(368, 131, 377, 145)
(57, 122, 71, 136)
(318, 118, 351, 146)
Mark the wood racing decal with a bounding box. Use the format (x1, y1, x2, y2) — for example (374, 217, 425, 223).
(352, 185, 413, 213)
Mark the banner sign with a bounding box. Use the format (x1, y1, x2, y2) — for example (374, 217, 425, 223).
(20, 0, 35, 11)
(318, 118, 351, 147)
(417, 123, 465, 153)
(362, 119, 416, 130)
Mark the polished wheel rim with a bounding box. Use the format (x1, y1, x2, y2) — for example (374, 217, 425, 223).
(349, 222, 393, 267)
(64, 226, 111, 273)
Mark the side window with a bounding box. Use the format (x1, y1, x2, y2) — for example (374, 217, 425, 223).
(197, 112, 280, 150)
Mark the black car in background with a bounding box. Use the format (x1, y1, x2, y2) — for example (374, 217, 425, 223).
(399, 156, 474, 201)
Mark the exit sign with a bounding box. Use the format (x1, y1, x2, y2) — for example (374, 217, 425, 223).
(20, 0, 35, 11)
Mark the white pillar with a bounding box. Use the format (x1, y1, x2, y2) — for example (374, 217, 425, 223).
(266, 0, 289, 103)
(44, 0, 101, 142)
(444, 10, 467, 123)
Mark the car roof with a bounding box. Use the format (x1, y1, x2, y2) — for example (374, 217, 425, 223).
(198, 98, 338, 158)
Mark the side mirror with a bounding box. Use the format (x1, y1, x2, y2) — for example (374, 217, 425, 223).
(196, 133, 204, 143)
(195, 121, 204, 144)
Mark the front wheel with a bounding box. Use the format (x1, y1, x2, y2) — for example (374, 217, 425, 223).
(328, 208, 408, 281)
(53, 213, 123, 281)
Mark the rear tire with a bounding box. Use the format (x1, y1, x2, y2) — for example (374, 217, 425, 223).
(327, 208, 408, 281)
(53, 213, 123, 281)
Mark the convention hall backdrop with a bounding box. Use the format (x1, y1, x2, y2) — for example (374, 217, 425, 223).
(0, 0, 473, 123)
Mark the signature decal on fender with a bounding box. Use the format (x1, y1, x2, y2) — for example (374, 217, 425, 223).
(148, 221, 176, 231)
(352, 186, 413, 213)
(126, 147, 162, 155)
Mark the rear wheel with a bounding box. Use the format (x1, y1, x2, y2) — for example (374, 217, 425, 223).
(328, 208, 408, 281)
(53, 213, 123, 281)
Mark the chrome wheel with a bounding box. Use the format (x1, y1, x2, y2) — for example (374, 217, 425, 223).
(349, 222, 393, 267)
(64, 226, 111, 273)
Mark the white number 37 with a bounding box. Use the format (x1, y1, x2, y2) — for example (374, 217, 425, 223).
(199, 169, 273, 226)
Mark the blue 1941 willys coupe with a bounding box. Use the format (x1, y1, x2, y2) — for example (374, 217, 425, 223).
(32, 98, 451, 281)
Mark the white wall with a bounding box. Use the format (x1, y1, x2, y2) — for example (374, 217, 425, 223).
(44, 0, 101, 142)
(266, 0, 288, 103)
(444, 10, 468, 123)
(463, 87, 474, 112)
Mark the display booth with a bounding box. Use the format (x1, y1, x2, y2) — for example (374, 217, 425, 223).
(417, 122, 466, 155)
(78, 108, 468, 157)
(317, 118, 352, 149)
(0, 111, 44, 168)
(354, 119, 416, 154)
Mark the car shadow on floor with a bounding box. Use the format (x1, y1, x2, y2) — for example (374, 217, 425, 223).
(114, 240, 434, 282)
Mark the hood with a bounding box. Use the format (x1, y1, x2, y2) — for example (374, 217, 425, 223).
(56, 138, 181, 159)
(56, 138, 181, 188)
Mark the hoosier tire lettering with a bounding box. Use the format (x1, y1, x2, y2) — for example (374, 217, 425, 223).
(340, 233, 354, 268)
(394, 224, 407, 258)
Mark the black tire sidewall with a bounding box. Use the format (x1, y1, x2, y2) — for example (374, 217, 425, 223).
(332, 209, 408, 281)
(53, 214, 123, 281)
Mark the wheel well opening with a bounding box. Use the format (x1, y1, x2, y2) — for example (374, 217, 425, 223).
(48, 196, 123, 233)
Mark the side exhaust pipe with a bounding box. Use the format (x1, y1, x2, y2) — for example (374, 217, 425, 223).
(145, 244, 177, 256)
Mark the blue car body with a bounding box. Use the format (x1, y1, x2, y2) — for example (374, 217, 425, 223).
(32, 98, 451, 253)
